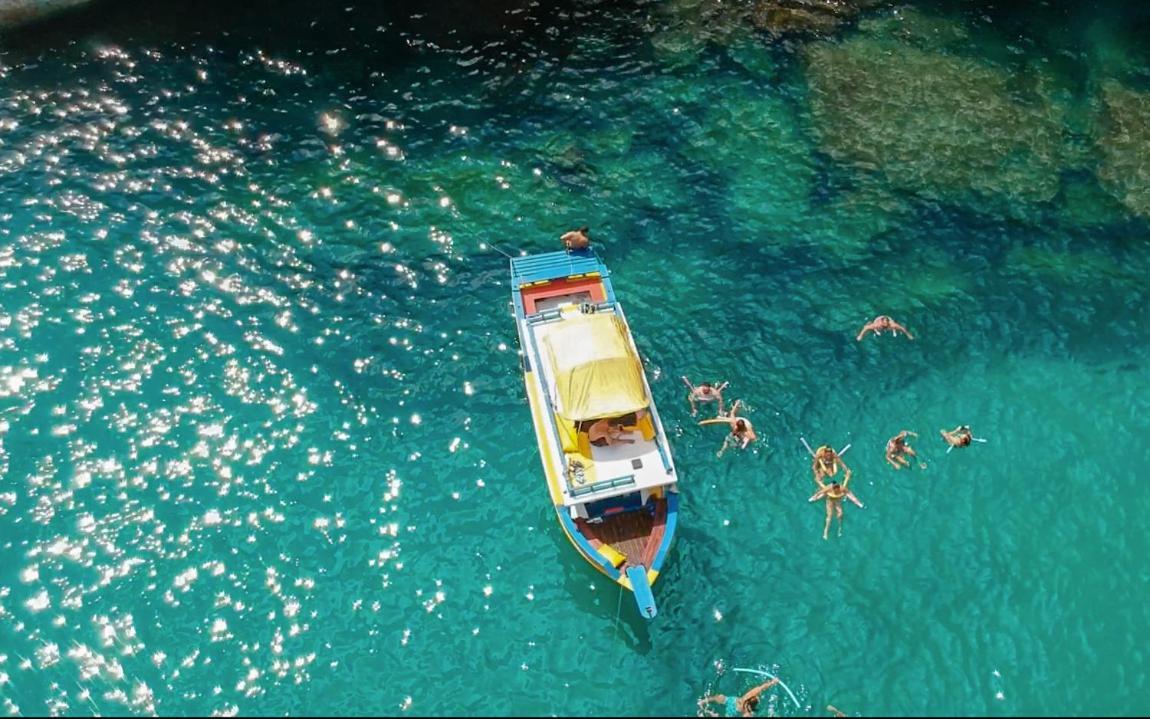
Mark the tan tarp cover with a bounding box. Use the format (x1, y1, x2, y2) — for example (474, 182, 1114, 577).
(543, 313, 648, 421)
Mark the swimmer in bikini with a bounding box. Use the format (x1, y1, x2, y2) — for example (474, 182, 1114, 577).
(856, 314, 914, 341)
(809, 445, 861, 539)
(700, 400, 756, 457)
(811, 478, 850, 540)
(885, 430, 919, 470)
(682, 376, 728, 416)
(812, 445, 850, 486)
(698, 678, 779, 717)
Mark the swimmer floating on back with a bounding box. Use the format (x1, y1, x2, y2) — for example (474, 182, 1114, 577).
(940, 424, 986, 453)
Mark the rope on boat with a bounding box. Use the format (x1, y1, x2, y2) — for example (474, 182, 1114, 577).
(614, 581, 623, 637)
(731, 667, 802, 709)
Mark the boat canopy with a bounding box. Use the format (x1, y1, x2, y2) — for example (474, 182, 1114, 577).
(543, 313, 648, 422)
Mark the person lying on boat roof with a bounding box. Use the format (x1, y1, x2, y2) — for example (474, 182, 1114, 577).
(586, 416, 635, 447)
(698, 678, 779, 717)
(560, 225, 590, 251)
(681, 376, 728, 416)
(698, 399, 756, 457)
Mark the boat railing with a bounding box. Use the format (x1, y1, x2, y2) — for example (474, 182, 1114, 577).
(653, 436, 674, 475)
(569, 473, 636, 498)
(526, 300, 616, 326)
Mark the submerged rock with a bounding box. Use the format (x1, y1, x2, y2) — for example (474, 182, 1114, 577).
(680, 80, 817, 237)
(751, 3, 845, 38)
(1006, 243, 1133, 286)
(1094, 82, 1150, 219)
(804, 27, 1067, 213)
(0, 0, 92, 28)
(854, 6, 972, 52)
(652, 0, 886, 62)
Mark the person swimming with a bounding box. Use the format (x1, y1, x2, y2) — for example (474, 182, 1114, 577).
(856, 314, 914, 341)
(940, 425, 973, 448)
(811, 480, 848, 540)
(699, 400, 756, 457)
(812, 445, 850, 486)
(698, 678, 779, 717)
(806, 443, 861, 539)
(885, 430, 919, 470)
(682, 376, 728, 416)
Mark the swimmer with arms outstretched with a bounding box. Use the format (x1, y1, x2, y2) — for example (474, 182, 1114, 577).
(856, 314, 914, 341)
(697, 678, 779, 717)
(699, 399, 756, 457)
(806, 443, 862, 538)
(681, 376, 728, 416)
(812, 444, 851, 486)
(810, 478, 852, 540)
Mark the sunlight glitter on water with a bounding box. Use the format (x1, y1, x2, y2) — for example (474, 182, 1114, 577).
(1, 0, 1150, 715)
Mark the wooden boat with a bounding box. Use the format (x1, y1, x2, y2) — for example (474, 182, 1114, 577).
(510, 247, 679, 620)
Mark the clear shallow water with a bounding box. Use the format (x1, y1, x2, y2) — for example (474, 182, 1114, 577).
(1, 0, 1149, 715)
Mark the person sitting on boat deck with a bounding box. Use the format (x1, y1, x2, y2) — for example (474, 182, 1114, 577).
(940, 425, 974, 449)
(856, 314, 914, 341)
(700, 399, 756, 457)
(561, 226, 590, 251)
(698, 678, 779, 717)
(885, 429, 919, 470)
(812, 445, 851, 486)
(681, 376, 728, 416)
(587, 417, 635, 447)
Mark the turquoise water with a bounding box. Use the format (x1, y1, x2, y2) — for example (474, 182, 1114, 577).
(2, 0, 1150, 715)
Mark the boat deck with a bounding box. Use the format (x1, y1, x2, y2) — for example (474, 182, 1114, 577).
(527, 311, 672, 503)
(575, 498, 668, 569)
